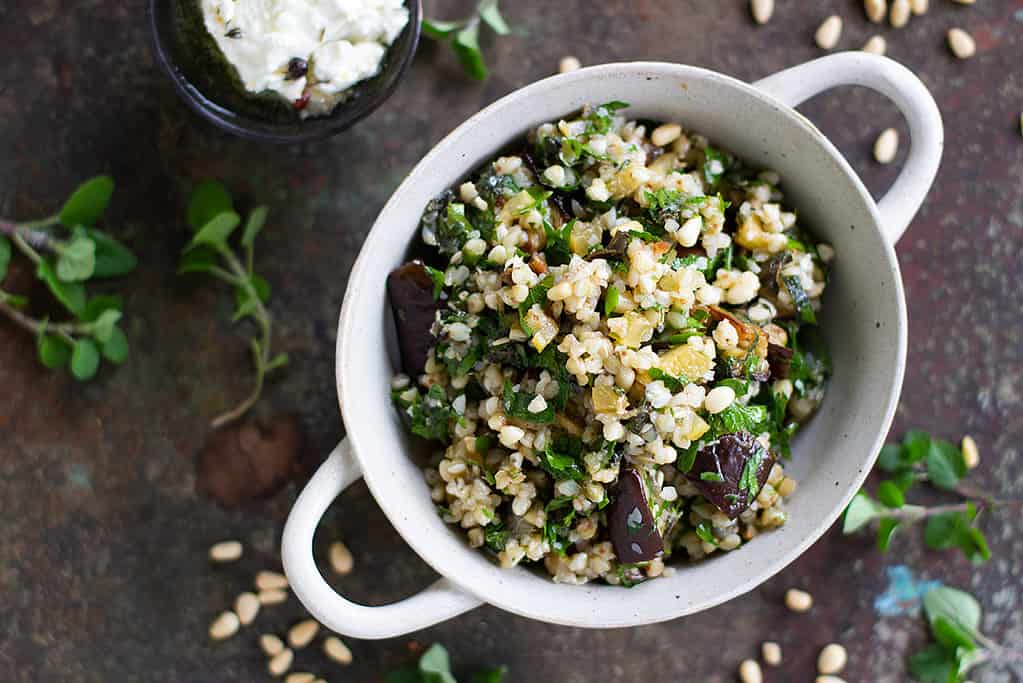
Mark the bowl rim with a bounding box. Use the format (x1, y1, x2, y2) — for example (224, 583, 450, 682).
(147, 0, 422, 144)
(336, 61, 907, 627)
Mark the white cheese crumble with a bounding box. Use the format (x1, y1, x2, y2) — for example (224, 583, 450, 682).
(201, 0, 409, 117)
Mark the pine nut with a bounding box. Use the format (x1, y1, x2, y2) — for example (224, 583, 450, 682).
(817, 677, 848, 683)
(268, 649, 294, 677)
(948, 28, 976, 59)
(864, 0, 887, 23)
(910, 0, 928, 15)
(961, 435, 980, 469)
(258, 589, 289, 605)
(818, 644, 848, 675)
(890, 0, 910, 28)
(209, 611, 240, 640)
(874, 128, 899, 164)
(739, 659, 763, 683)
(235, 592, 260, 625)
(785, 588, 813, 612)
(705, 386, 736, 414)
(777, 476, 798, 498)
(651, 123, 683, 148)
(559, 56, 581, 73)
(285, 674, 315, 683)
(751, 0, 774, 25)
(324, 636, 353, 665)
(762, 641, 783, 666)
(329, 542, 354, 575)
(208, 540, 243, 563)
(256, 571, 289, 591)
(287, 619, 319, 649)
(815, 16, 843, 50)
(260, 634, 285, 657)
(862, 35, 887, 55)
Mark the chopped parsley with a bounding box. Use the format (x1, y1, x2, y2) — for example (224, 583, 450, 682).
(648, 367, 687, 392)
(502, 379, 555, 424)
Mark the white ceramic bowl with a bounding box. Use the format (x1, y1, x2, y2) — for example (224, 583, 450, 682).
(282, 54, 942, 638)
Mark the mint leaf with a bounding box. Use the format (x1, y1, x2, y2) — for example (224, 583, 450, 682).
(478, 0, 510, 35)
(923, 586, 982, 635)
(60, 175, 114, 227)
(877, 443, 908, 472)
(876, 517, 899, 551)
(903, 429, 932, 464)
(842, 491, 885, 533)
(187, 180, 233, 231)
(422, 18, 462, 39)
(86, 229, 137, 278)
(37, 333, 72, 369)
(37, 259, 86, 316)
(90, 309, 122, 343)
(907, 644, 959, 683)
(926, 439, 966, 490)
(188, 212, 240, 250)
(877, 480, 906, 508)
(453, 22, 487, 81)
(100, 326, 129, 364)
(418, 643, 458, 683)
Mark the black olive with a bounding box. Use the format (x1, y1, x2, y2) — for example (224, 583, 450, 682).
(684, 431, 775, 518)
(286, 58, 309, 80)
(607, 465, 664, 563)
(387, 261, 441, 377)
(767, 342, 794, 379)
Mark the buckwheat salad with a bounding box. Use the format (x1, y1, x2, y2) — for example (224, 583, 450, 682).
(387, 102, 832, 586)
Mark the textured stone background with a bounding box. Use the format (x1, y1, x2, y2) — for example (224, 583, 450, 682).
(1, 1, 1021, 681)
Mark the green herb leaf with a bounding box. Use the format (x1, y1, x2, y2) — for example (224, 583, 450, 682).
(876, 517, 900, 551)
(604, 285, 619, 316)
(86, 229, 137, 278)
(931, 616, 977, 652)
(877, 443, 908, 472)
(266, 352, 289, 372)
(37, 333, 72, 369)
(187, 212, 241, 251)
(0, 235, 11, 281)
(37, 259, 86, 316)
(503, 379, 555, 424)
(90, 309, 122, 343)
(926, 439, 966, 491)
(70, 338, 101, 381)
(924, 506, 991, 564)
(60, 175, 114, 228)
(923, 586, 982, 635)
(702, 147, 732, 189)
(700, 471, 725, 482)
(538, 438, 586, 481)
(100, 326, 129, 364)
(453, 21, 487, 81)
(241, 206, 269, 249)
(418, 643, 458, 683)
(56, 228, 96, 282)
(518, 275, 553, 336)
(695, 520, 718, 545)
(477, 0, 510, 35)
(648, 367, 687, 393)
(421, 18, 463, 40)
(177, 245, 220, 275)
(81, 295, 123, 322)
(782, 274, 816, 324)
(472, 666, 508, 683)
(877, 480, 906, 508)
(842, 491, 886, 533)
(907, 644, 960, 683)
(903, 429, 932, 464)
(187, 180, 233, 231)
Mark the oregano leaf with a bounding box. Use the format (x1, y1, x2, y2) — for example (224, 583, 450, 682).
(90, 309, 122, 343)
(87, 228, 137, 277)
(37, 333, 72, 369)
(70, 338, 101, 381)
(37, 259, 86, 316)
(842, 491, 885, 533)
(60, 175, 114, 227)
(187, 180, 233, 231)
(100, 326, 129, 364)
(187, 212, 240, 251)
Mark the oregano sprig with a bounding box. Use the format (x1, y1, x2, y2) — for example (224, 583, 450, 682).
(179, 180, 287, 428)
(384, 643, 507, 683)
(422, 0, 511, 81)
(0, 176, 136, 380)
(843, 430, 1020, 562)
(908, 585, 1023, 683)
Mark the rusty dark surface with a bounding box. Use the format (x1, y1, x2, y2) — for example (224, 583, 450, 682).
(1, 1, 1021, 681)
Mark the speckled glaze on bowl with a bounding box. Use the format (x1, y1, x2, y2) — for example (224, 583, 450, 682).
(148, 0, 422, 143)
(283, 54, 942, 637)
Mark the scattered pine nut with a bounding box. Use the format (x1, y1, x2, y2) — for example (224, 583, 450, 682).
(209, 540, 243, 563)
(874, 128, 899, 164)
(815, 16, 843, 50)
(962, 435, 980, 469)
(864, 0, 887, 23)
(863, 35, 887, 56)
(558, 56, 581, 73)
(777, 476, 798, 498)
(751, 0, 774, 25)
(817, 677, 848, 683)
(329, 542, 354, 575)
(235, 592, 260, 625)
(324, 636, 354, 665)
(256, 571, 289, 591)
(762, 641, 783, 667)
(209, 611, 240, 640)
(259, 589, 289, 606)
(818, 644, 849, 675)
(738, 659, 763, 683)
(288, 619, 320, 649)
(948, 28, 976, 59)
(890, 0, 911, 28)
(260, 634, 285, 657)
(268, 648, 294, 677)
(285, 674, 315, 683)
(910, 0, 928, 15)
(785, 588, 814, 612)
(651, 123, 683, 148)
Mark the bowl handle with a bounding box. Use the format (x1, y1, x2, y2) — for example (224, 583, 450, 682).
(281, 439, 483, 639)
(753, 53, 943, 245)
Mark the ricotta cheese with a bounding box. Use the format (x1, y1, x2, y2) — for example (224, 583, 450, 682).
(201, 0, 409, 116)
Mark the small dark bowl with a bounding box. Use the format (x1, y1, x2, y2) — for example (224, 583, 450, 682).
(149, 0, 422, 143)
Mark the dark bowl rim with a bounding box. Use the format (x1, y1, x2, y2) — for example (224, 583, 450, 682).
(147, 0, 423, 144)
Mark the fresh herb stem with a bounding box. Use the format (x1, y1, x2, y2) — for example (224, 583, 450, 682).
(210, 244, 273, 429)
(0, 296, 83, 344)
(0, 218, 57, 260)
